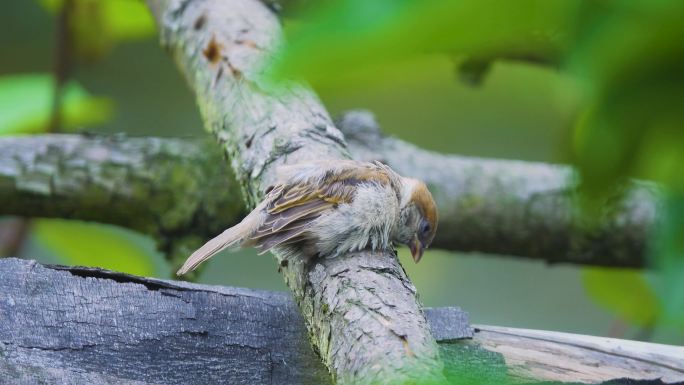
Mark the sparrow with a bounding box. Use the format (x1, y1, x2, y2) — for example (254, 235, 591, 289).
(177, 160, 438, 275)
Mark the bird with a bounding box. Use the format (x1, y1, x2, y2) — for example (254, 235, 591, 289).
(176, 159, 438, 276)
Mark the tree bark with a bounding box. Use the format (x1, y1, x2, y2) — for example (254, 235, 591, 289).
(1, 258, 682, 385)
(1, 111, 659, 268)
(144, 0, 444, 383)
(472, 325, 684, 384)
(338, 111, 660, 268)
(0, 134, 244, 269)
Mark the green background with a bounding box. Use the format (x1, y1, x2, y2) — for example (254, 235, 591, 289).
(1, 0, 681, 345)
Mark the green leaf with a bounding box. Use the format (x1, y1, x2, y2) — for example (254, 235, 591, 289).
(569, 1, 684, 197)
(568, 3, 684, 328)
(0, 73, 113, 135)
(582, 267, 659, 327)
(33, 219, 157, 277)
(650, 195, 684, 327)
(101, 0, 156, 41)
(267, 0, 574, 87)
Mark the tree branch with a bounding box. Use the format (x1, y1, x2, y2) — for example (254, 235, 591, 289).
(338, 111, 660, 268)
(1, 111, 659, 268)
(1, 258, 682, 384)
(0, 134, 245, 269)
(145, 0, 444, 383)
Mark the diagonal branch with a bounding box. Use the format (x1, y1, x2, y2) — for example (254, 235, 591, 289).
(145, 0, 444, 383)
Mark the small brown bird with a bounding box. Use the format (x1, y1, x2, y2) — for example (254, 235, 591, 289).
(177, 160, 438, 275)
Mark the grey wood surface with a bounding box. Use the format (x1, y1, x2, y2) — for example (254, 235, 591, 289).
(0, 258, 470, 385)
(474, 325, 684, 384)
(1, 258, 682, 385)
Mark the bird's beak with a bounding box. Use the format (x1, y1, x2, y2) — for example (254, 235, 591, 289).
(409, 236, 424, 263)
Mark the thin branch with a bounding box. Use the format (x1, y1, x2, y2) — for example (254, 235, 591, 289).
(0, 218, 30, 256)
(4, 0, 78, 261)
(48, 0, 74, 133)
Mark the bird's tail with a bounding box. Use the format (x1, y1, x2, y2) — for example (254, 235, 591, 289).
(176, 215, 255, 276)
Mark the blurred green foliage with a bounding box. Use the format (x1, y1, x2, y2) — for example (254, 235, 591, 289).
(0, 0, 682, 343)
(568, 2, 684, 327)
(269, 0, 684, 330)
(0, 73, 111, 134)
(570, 1, 684, 328)
(269, 0, 574, 88)
(570, 1, 684, 194)
(651, 196, 684, 326)
(1, 1, 156, 279)
(38, 0, 155, 60)
(33, 219, 157, 277)
(582, 268, 659, 327)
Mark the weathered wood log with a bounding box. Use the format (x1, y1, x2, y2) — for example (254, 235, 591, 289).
(473, 325, 684, 384)
(145, 0, 445, 383)
(1, 258, 682, 385)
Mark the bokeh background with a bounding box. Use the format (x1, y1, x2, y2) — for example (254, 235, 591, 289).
(1, 0, 682, 345)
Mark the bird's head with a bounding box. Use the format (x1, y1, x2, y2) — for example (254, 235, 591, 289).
(395, 178, 438, 263)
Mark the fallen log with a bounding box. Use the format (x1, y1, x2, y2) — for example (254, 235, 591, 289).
(1, 258, 682, 384)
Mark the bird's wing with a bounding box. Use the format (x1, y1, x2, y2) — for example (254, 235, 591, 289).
(176, 161, 397, 275)
(248, 161, 395, 254)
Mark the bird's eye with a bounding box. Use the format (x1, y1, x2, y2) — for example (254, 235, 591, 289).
(420, 220, 430, 234)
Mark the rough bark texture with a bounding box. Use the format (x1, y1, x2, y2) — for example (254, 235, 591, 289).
(0, 258, 463, 385)
(144, 0, 444, 383)
(0, 111, 659, 268)
(1, 258, 682, 385)
(0, 134, 244, 269)
(0, 258, 332, 385)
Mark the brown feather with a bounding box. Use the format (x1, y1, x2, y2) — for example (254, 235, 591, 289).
(254, 220, 310, 254)
(249, 162, 396, 252)
(176, 160, 417, 275)
(176, 211, 259, 275)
